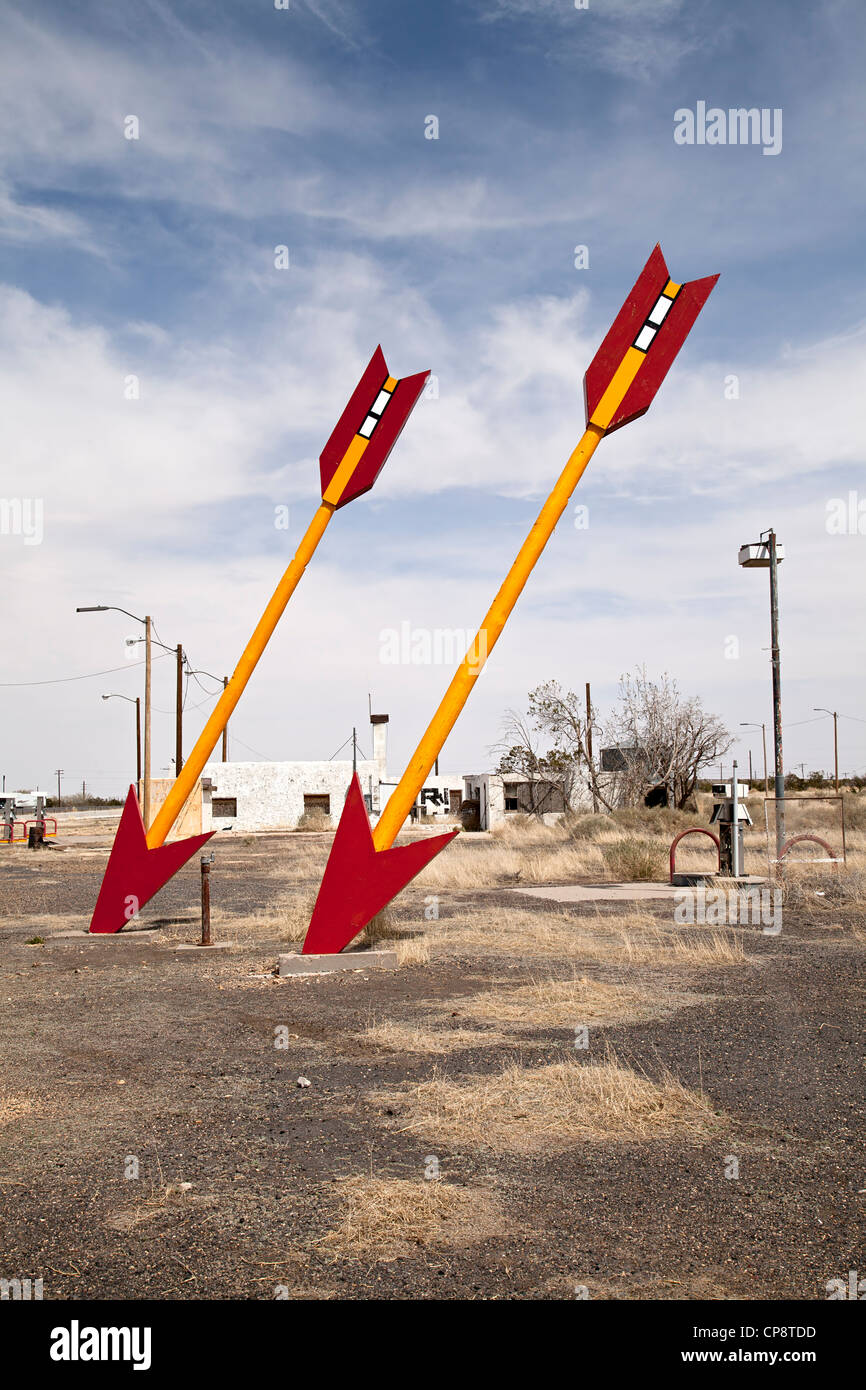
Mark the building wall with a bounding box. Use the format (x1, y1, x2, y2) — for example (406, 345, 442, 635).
(378, 774, 463, 824)
(463, 772, 595, 830)
(202, 760, 379, 832)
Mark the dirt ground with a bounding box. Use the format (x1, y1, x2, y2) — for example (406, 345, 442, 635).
(0, 824, 863, 1302)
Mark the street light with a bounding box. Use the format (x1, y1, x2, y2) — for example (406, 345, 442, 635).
(78, 605, 153, 829)
(813, 708, 839, 793)
(102, 693, 142, 791)
(738, 529, 785, 857)
(740, 722, 769, 795)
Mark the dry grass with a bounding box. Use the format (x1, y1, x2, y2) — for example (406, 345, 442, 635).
(0, 1091, 36, 1123)
(394, 935, 431, 966)
(209, 891, 314, 945)
(430, 904, 750, 968)
(318, 1176, 503, 1259)
(444, 973, 699, 1030)
(359, 1019, 508, 1053)
(371, 1052, 720, 1154)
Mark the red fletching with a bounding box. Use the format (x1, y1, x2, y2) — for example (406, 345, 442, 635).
(319, 347, 429, 509)
(583, 245, 718, 434)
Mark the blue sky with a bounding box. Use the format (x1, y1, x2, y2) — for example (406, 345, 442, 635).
(1, 0, 864, 795)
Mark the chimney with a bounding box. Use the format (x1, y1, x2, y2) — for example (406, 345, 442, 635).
(370, 713, 389, 780)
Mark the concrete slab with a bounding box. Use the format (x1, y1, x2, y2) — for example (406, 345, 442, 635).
(279, 949, 398, 977)
(514, 878, 768, 905)
(514, 882, 684, 904)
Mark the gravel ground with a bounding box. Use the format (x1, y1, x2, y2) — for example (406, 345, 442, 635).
(0, 833, 863, 1301)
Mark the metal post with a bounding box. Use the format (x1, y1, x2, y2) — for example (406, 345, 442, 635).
(761, 722, 769, 796)
(221, 678, 228, 761)
(176, 644, 184, 774)
(200, 855, 211, 946)
(748, 748, 753, 785)
(731, 760, 740, 878)
(768, 533, 785, 857)
(586, 681, 598, 812)
(352, 726, 357, 777)
(832, 711, 839, 794)
(143, 616, 152, 832)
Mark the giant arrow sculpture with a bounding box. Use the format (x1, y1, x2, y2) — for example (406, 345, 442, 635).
(89, 349, 429, 933)
(303, 245, 718, 954)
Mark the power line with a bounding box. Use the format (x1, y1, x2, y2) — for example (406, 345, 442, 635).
(0, 654, 169, 687)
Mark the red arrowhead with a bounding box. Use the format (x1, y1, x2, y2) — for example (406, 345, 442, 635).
(302, 775, 457, 954)
(89, 787, 215, 934)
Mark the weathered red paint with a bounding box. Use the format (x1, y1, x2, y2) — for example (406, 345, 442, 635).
(302, 775, 457, 954)
(88, 787, 214, 934)
(318, 346, 429, 509)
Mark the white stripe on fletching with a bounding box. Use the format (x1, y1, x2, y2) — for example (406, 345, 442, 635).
(648, 295, 673, 326)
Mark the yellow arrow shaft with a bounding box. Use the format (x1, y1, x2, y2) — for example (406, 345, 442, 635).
(146, 500, 335, 848)
(372, 422, 604, 850)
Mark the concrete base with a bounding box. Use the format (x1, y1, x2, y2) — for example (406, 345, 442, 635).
(174, 942, 234, 953)
(279, 949, 398, 977)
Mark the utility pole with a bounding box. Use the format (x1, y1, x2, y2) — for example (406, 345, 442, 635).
(748, 748, 753, 785)
(143, 616, 152, 832)
(767, 530, 784, 856)
(55, 769, 63, 803)
(814, 708, 839, 793)
(585, 681, 598, 812)
(221, 678, 229, 761)
(176, 644, 184, 775)
(352, 727, 357, 777)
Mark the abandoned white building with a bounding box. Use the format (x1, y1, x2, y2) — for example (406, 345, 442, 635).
(201, 714, 464, 833)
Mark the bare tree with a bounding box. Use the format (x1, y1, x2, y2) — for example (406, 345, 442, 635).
(497, 671, 732, 813)
(494, 682, 615, 813)
(603, 668, 733, 808)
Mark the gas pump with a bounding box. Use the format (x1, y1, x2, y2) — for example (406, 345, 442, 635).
(709, 766, 752, 877)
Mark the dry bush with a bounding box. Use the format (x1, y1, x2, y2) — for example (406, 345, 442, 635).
(295, 809, 333, 832)
(445, 973, 699, 1030)
(318, 1176, 502, 1258)
(564, 813, 610, 841)
(601, 836, 666, 882)
(359, 1019, 507, 1053)
(371, 1053, 720, 1154)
